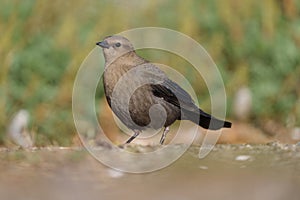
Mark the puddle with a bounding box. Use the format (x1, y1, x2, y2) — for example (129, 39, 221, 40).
(0, 144, 299, 200)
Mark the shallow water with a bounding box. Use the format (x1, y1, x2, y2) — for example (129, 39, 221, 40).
(0, 143, 299, 200)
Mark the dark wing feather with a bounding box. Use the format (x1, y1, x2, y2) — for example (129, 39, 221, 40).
(150, 79, 198, 112)
(150, 79, 232, 129)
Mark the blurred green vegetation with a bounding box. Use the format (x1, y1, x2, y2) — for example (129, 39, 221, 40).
(0, 0, 299, 145)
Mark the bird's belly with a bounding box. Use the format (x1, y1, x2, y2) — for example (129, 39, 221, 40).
(129, 88, 180, 129)
(108, 85, 179, 130)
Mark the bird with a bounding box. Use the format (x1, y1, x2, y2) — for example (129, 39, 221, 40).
(96, 35, 232, 144)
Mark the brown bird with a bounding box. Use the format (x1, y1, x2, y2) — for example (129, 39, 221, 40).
(96, 35, 231, 144)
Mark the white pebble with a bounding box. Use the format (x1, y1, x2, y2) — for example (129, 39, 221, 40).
(107, 169, 124, 178)
(235, 155, 251, 161)
(7, 109, 33, 148)
(291, 127, 300, 140)
(233, 87, 252, 121)
(198, 165, 208, 170)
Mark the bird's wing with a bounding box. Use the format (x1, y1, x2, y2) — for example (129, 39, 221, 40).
(150, 79, 198, 112)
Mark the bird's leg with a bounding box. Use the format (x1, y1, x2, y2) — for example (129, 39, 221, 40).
(125, 130, 140, 144)
(159, 127, 170, 145)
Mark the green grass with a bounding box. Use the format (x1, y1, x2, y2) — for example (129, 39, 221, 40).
(0, 0, 299, 145)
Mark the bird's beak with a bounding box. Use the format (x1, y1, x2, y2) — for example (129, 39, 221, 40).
(96, 40, 110, 49)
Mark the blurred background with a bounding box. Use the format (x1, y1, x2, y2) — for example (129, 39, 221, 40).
(1, 0, 300, 147)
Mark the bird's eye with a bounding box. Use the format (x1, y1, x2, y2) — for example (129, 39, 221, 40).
(115, 42, 121, 47)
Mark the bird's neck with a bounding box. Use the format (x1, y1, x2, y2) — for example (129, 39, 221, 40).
(105, 51, 146, 69)
(103, 51, 148, 98)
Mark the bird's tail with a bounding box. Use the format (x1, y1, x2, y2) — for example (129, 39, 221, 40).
(182, 108, 232, 130)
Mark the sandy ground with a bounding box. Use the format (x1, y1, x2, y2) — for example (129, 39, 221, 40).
(0, 143, 299, 200)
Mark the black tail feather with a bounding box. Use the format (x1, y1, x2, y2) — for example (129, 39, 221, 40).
(182, 108, 232, 130)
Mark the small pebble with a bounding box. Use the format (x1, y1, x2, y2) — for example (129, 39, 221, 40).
(235, 155, 251, 161)
(107, 169, 124, 178)
(198, 165, 208, 170)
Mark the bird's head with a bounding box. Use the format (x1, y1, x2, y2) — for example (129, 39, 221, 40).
(96, 35, 134, 64)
